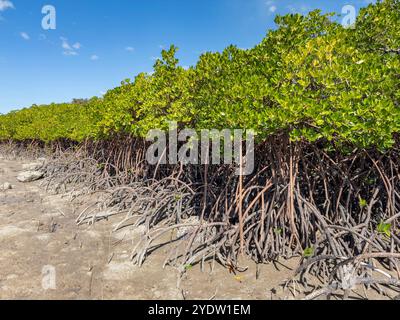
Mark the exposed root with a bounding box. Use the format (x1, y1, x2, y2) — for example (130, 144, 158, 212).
(3, 136, 400, 298)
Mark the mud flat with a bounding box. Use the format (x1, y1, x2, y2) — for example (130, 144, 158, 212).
(0, 157, 389, 300)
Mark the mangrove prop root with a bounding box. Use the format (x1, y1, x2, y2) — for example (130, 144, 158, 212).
(3, 136, 400, 297)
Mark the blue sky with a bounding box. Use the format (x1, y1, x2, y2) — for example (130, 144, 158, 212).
(0, 0, 375, 113)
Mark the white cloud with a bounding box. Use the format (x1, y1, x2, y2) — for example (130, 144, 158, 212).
(90, 55, 99, 61)
(125, 46, 135, 52)
(20, 32, 30, 40)
(269, 5, 277, 13)
(61, 37, 72, 50)
(0, 0, 14, 11)
(63, 51, 78, 56)
(60, 37, 81, 56)
(286, 4, 312, 14)
(266, 1, 277, 14)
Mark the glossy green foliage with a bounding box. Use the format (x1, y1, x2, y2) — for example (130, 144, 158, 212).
(0, 98, 102, 142)
(0, 0, 399, 149)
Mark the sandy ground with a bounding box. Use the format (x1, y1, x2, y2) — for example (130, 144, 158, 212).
(0, 157, 304, 300)
(1, 156, 394, 300)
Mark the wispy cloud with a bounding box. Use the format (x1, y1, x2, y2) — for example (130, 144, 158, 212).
(90, 55, 99, 61)
(61, 37, 72, 50)
(0, 0, 14, 11)
(266, 1, 277, 14)
(20, 32, 30, 40)
(286, 4, 312, 14)
(125, 46, 135, 52)
(61, 37, 81, 56)
(63, 51, 78, 56)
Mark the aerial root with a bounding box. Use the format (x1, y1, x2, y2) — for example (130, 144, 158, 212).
(7, 139, 400, 298)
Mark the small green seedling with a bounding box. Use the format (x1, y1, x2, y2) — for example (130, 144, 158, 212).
(184, 264, 193, 271)
(377, 221, 391, 237)
(97, 163, 105, 169)
(359, 198, 368, 209)
(274, 228, 283, 235)
(303, 247, 314, 258)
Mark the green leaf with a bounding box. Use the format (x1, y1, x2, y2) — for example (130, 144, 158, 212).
(377, 221, 391, 237)
(359, 198, 368, 209)
(303, 247, 315, 258)
(184, 264, 193, 271)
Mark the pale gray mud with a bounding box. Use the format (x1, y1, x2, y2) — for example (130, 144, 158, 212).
(0, 157, 388, 300)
